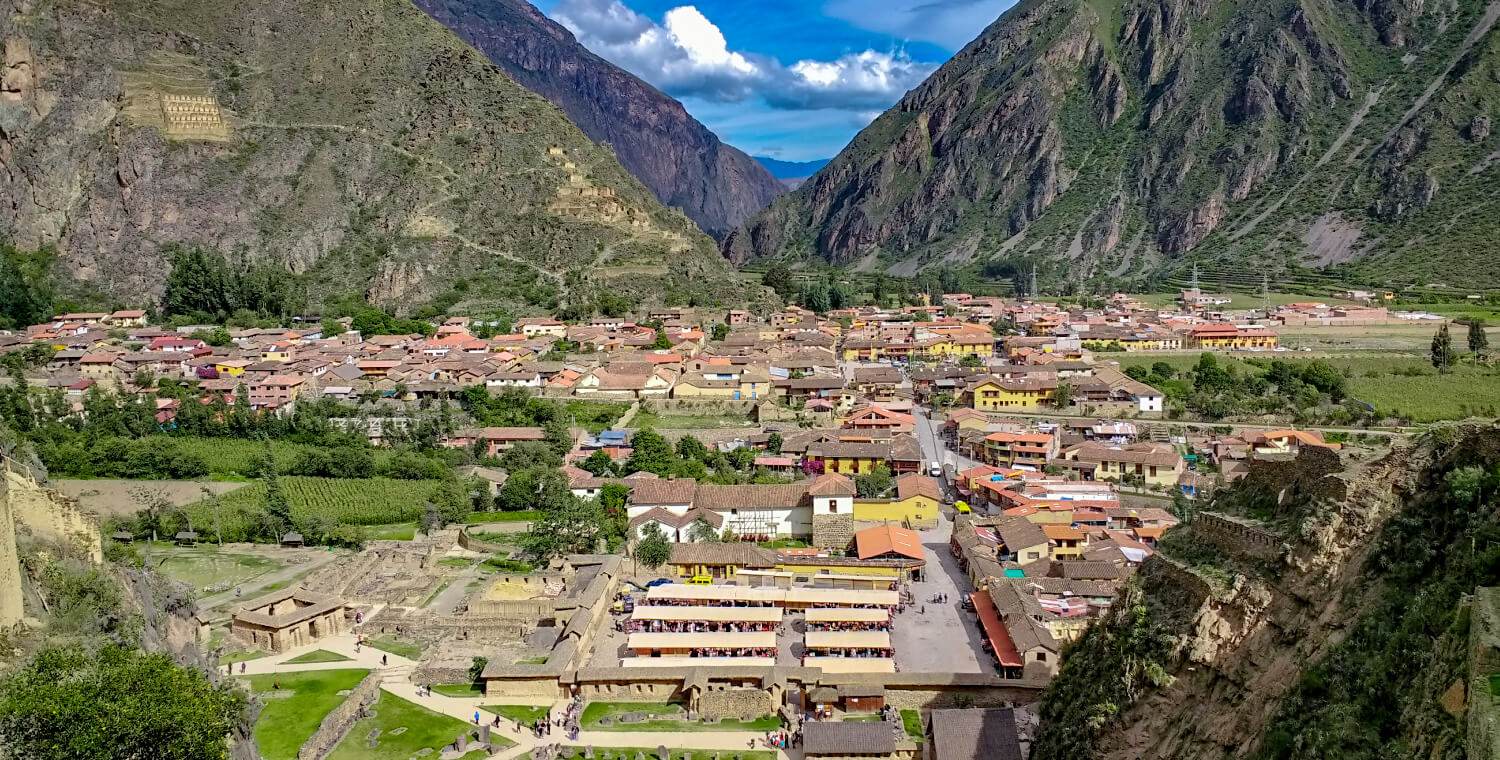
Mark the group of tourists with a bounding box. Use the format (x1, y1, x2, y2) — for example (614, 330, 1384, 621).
(626, 620, 778, 633)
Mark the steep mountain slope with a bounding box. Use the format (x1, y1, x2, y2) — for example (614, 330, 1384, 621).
(0, 0, 753, 312)
(412, 0, 786, 240)
(724, 0, 1500, 290)
(754, 157, 833, 180)
(1032, 427, 1500, 760)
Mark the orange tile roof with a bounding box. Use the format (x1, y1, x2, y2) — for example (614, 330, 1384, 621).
(854, 524, 924, 561)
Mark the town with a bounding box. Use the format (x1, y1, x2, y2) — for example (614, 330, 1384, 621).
(0, 285, 1489, 760)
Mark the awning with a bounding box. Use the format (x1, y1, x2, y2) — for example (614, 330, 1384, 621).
(971, 592, 1022, 667)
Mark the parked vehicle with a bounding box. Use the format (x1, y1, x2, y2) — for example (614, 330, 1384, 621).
(686, 575, 713, 585)
(928, 460, 943, 477)
(645, 578, 673, 588)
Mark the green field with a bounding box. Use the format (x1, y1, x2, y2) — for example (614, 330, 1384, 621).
(466, 510, 541, 524)
(432, 683, 484, 698)
(244, 669, 369, 760)
(221, 650, 270, 665)
(327, 692, 499, 760)
(147, 544, 282, 591)
(365, 522, 418, 540)
(901, 710, 924, 743)
(630, 409, 757, 429)
(184, 477, 440, 538)
(366, 634, 425, 661)
(1132, 291, 1355, 310)
(580, 701, 779, 732)
(482, 705, 551, 724)
(284, 649, 352, 664)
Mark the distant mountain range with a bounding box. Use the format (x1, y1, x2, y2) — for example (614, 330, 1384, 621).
(753, 157, 834, 180)
(726, 0, 1500, 290)
(414, 0, 786, 239)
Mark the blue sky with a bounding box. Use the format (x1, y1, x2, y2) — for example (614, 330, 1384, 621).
(534, 0, 1018, 161)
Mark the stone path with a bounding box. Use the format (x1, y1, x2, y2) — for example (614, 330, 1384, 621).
(249, 633, 800, 760)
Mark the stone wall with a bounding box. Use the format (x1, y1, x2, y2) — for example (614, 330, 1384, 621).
(296, 670, 382, 760)
(1194, 512, 1285, 560)
(457, 528, 508, 554)
(0, 468, 23, 629)
(6, 469, 101, 562)
(879, 683, 1042, 710)
(812, 514, 853, 549)
(698, 689, 773, 721)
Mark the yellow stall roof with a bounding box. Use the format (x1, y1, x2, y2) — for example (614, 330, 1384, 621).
(805, 608, 891, 624)
(621, 656, 776, 668)
(785, 588, 899, 606)
(644, 585, 784, 603)
(804, 657, 897, 674)
(803, 631, 893, 650)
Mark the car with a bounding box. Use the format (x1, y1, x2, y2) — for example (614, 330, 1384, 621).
(645, 578, 673, 588)
(686, 575, 714, 585)
(621, 596, 635, 613)
(928, 461, 944, 477)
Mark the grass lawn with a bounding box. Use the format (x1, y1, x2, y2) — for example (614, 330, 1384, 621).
(327, 691, 502, 760)
(901, 709, 924, 743)
(150, 546, 282, 591)
(757, 538, 809, 549)
(631, 410, 756, 429)
(466, 510, 541, 524)
(366, 522, 417, 541)
(244, 668, 369, 760)
(483, 705, 551, 724)
(842, 714, 883, 722)
(366, 635, 425, 661)
(284, 649, 352, 664)
(432, 683, 484, 698)
(581, 701, 778, 732)
(437, 557, 476, 567)
(222, 650, 270, 665)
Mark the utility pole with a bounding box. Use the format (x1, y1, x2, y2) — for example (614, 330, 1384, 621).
(1030, 266, 1039, 298)
(1261, 273, 1269, 314)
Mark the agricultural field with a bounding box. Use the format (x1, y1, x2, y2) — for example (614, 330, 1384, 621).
(630, 409, 757, 429)
(146, 543, 284, 593)
(51, 479, 248, 517)
(183, 477, 440, 538)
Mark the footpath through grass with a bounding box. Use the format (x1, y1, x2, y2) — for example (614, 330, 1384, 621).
(244, 668, 369, 760)
(328, 691, 503, 760)
(432, 683, 484, 698)
(366, 634, 425, 661)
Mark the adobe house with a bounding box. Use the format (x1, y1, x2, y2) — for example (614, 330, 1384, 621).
(230, 588, 347, 652)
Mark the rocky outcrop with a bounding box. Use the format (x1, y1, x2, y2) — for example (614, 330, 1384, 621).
(726, 0, 1500, 289)
(0, 0, 750, 311)
(412, 0, 785, 240)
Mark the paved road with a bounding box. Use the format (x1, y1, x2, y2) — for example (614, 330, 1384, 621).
(891, 514, 986, 674)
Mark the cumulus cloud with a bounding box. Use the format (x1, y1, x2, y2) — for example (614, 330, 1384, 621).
(551, 0, 934, 110)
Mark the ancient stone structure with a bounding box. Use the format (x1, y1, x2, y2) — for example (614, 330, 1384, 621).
(1193, 512, 1285, 559)
(297, 670, 382, 760)
(231, 588, 348, 652)
(0, 467, 23, 629)
(4, 469, 102, 562)
(159, 93, 229, 140)
(811, 513, 854, 550)
(698, 688, 774, 721)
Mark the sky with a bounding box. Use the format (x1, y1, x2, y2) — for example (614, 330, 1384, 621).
(534, 0, 1019, 161)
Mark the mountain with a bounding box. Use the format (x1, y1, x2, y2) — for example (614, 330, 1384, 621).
(1031, 428, 1500, 760)
(0, 0, 756, 313)
(724, 0, 1500, 290)
(754, 157, 833, 179)
(411, 0, 786, 240)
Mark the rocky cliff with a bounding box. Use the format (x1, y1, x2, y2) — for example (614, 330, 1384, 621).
(412, 0, 785, 240)
(724, 0, 1500, 290)
(1032, 426, 1500, 760)
(0, 0, 752, 312)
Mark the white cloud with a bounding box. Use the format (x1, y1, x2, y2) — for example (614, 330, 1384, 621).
(552, 0, 933, 109)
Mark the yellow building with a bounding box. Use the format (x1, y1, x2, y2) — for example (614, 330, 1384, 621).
(214, 359, 251, 377)
(1185, 325, 1279, 350)
(851, 474, 941, 524)
(966, 376, 1057, 412)
(806, 440, 889, 475)
(1060, 443, 1183, 487)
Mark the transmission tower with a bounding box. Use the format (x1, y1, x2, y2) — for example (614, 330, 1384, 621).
(1190, 262, 1201, 291)
(1261, 273, 1269, 314)
(1030, 266, 1039, 298)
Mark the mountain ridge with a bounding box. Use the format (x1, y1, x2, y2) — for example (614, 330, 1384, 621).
(724, 0, 1500, 290)
(0, 0, 754, 313)
(754, 157, 833, 179)
(412, 0, 786, 240)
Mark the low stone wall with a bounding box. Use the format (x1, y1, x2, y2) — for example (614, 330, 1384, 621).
(699, 689, 773, 721)
(412, 665, 469, 685)
(296, 670, 382, 760)
(1195, 512, 1285, 559)
(812, 514, 854, 549)
(457, 528, 509, 554)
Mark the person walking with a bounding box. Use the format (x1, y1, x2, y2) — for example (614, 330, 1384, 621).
(381, 654, 388, 666)
(474, 711, 481, 726)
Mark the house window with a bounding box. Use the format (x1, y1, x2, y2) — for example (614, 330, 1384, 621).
(1026, 552, 1039, 560)
(827, 499, 838, 514)
(1036, 652, 1047, 662)
(730, 509, 738, 515)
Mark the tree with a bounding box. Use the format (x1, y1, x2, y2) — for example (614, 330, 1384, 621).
(321, 318, 345, 338)
(161, 245, 234, 317)
(1191, 353, 1233, 392)
(854, 464, 893, 498)
(519, 484, 603, 558)
(762, 262, 795, 298)
(599, 482, 630, 538)
(430, 473, 470, 527)
(468, 656, 488, 685)
(624, 428, 674, 476)
(766, 433, 783, 455)
(260, 448, 294, 538)
(635, 522, 671, 570)
(543, 417, 574, 458)
(1052, 381, 1075, 409)
(0, 243, 52, 330)
(1432, 323, 1454, 373)
(1469, 319, 1489, 362)
(1297, 360, 1346, 401)
(675, 434, 709, 463)
(651, 331, 672, 350)
(0, 645, 245, 760)
(912, 310, 932, 322)
(710, 323, 730, 342)
(580, 449, 617, 477)
(687, 518, 720, 543)
(497, 467, 540, 512)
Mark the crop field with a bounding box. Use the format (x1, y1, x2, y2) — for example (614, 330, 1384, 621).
(1348, 375, 1500, 422)
(148, 544, 283, 591)
(184, 477, 439, 536)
